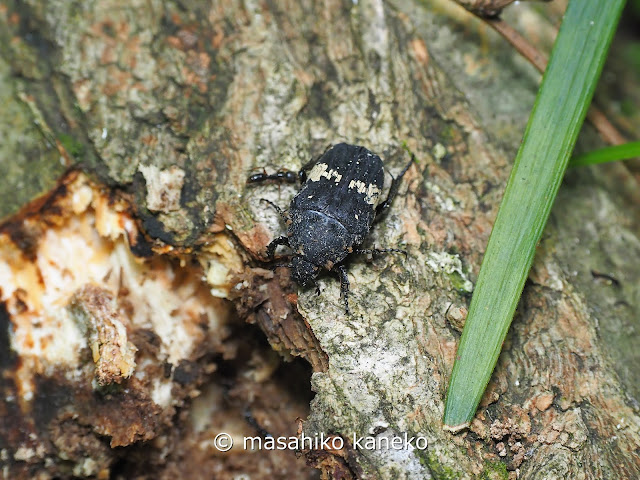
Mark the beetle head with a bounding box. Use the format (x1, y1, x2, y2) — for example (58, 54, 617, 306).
(290, 256, 319, 286)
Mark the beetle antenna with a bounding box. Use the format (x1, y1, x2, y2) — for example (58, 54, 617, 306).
(272, 263, 292, 271)
(375, 151, 415, 217)
(260, 198, 288, 223)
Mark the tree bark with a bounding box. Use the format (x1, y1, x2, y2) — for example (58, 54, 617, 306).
(1, 0, 639, 479)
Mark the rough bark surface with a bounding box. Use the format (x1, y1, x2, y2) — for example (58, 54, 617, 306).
(1, 0, 639, 479)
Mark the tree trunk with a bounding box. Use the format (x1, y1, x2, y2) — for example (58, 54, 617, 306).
(1, 0, 639, 479)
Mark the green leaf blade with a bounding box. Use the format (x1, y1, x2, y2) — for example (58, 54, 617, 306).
(570, 141, 640, 167)
(443, 0, 626, 429)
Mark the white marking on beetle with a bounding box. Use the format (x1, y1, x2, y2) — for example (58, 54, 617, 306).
(307, 163, 327, 182)
(348, 179, 381, 205)
(308, 163, 343, 183)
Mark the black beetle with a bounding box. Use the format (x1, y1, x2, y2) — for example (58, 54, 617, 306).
(249, 143, 413, 314)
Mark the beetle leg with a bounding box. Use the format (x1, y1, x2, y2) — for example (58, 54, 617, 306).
(310, 279, 321, 296)
(243, 406, 273, 438)
(354, 247, 407, 257)
(272, 263, 293, 271)
(375, 152, 415, 218)
(265, 236, 291, 258)
(260, 198, 289, 223)
(336, 264, 350, 315)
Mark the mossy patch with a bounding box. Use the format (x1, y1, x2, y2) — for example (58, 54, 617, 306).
(426, 251, 473, 293)
(423, 451, 462, 480)
(57, 133, 85, 159)
(479, 460, 509, 480)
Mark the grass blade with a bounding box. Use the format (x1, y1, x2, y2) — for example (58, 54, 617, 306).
(443, 0, 626, 430)
(570, 141, 640, 167)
